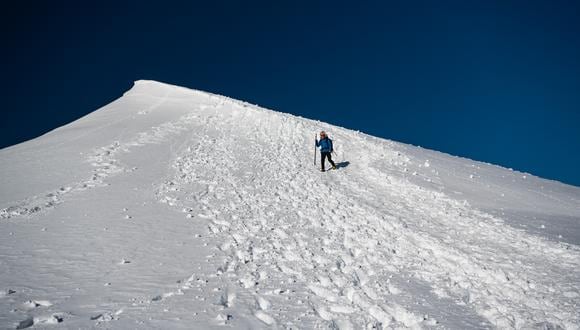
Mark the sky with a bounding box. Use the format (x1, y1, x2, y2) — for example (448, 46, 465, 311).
(1, 0, 579, 186)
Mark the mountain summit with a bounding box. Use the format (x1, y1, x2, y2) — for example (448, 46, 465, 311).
(1, 80, 579, 329)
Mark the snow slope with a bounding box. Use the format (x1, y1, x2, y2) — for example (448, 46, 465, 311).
(1, 80, 579, 329)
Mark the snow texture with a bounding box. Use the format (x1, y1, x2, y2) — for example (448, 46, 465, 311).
(1, 80, 579, 329)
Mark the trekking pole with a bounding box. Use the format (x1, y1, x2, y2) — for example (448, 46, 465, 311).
(333, 137, 337, 161)
(313, 134, 317, 166)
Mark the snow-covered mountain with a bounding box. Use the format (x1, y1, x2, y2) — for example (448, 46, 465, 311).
(1, 80, 579, 329)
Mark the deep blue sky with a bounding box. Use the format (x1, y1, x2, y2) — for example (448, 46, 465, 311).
(2, 1, 579, 186)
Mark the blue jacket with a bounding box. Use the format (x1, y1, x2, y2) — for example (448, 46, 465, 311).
(316, 137, 333, 153)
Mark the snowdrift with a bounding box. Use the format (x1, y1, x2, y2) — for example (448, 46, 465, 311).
(1, 80, 579, 329)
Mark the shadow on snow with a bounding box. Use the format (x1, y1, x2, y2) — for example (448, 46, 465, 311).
(336, 161, 350, 169)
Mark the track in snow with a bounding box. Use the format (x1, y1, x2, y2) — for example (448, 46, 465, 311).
(1, 81, 579, 329)
(148, 98, 580, 328)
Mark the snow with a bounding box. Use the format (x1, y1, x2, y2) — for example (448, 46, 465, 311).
(1, 79, 579, 329)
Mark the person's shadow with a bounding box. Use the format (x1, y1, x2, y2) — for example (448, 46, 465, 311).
(335, 161, 350, 169)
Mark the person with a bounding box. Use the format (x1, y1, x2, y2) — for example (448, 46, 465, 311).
(315, 131, 336, 172)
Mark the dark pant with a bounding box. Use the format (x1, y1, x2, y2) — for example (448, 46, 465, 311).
(321, 152, 336, 170)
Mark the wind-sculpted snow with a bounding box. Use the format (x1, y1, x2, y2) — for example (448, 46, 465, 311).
(1, 80, 579, 329)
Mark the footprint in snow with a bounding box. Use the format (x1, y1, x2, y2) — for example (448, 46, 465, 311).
(256, 296, 270, 310)
(214, 313, 234, 325)
(254, 310, 275, 325)
(217, 288, 236, 308)
(22, 300, 53, 309)
(91, 309, 122, 322)
(0, 289, 16, 297)
(17, 314, 63, 329)
(151, 291, 181, 303)
(119, 258, 131, 265)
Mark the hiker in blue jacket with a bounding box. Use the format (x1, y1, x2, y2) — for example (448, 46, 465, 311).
(315, 131, 336, 172)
